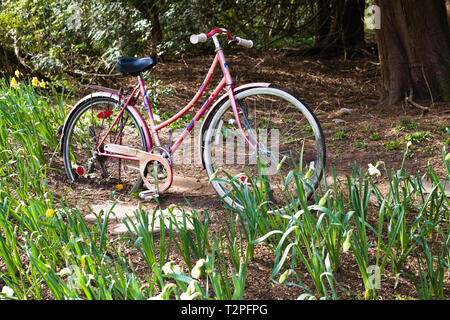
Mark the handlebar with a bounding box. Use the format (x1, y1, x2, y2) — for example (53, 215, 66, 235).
(190, 28, 253, 48)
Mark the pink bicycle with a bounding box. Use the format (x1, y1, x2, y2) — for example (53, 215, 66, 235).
(60, 28, 326, 212)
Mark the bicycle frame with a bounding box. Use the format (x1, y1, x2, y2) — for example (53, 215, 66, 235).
(95, 34, 255, 164)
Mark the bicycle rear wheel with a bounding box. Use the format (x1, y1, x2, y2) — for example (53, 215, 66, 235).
(62, 95, 148, 193)
(203, 86, 326, 213)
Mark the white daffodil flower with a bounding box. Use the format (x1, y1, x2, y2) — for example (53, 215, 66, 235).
(148, 283, 176, 300)
(343, 230, 353, 253)
(180, 292, 201, 300)
(368, 163, 381, 177)
(57, 267, 72, 277)
(191, 266, 202, 279)
(1, 286, 14, 298)
(162, 261, 183, 275)
(191, 258, 208, 279)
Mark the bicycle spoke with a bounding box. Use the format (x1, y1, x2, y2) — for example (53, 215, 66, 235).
(204, 87, 325, 213)
(63, 96, 146, 193)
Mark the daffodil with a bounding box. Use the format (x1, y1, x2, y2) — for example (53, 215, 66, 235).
(318, 189, 332, 207)
(368, 163, 381, 177)
(208, 167, 222, 183)
(39, 80, 46, 88)
(162, 261, 182, 275)
(191, 258, 206, 279)
(180, 292, 201, 300)
(46, 208, 55, 218)
(32, 77, 39, 87)
(1, 286, 14, 299)
(278, 269, 294, 284)
(277, 155, 288, 172)
(57, 267, 72, 277)
(148, 283, 176, 300)
(10, 77, 17, 89)
(14, 70, 20, 78)
(343, 229, 352, 252)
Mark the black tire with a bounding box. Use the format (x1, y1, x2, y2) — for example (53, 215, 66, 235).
(62, 95, 148, 193)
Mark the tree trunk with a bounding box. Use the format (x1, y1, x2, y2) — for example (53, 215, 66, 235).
(447, 0, 450, 31)
(316, 0, 332, 46)
(148, 3, 162, 55)
(342, 0, 365, 48)
(374, 0, 450, 105)
(315, 0, 365, 55)
(0, 44, 23, 77)
(128, 0, 163, 56)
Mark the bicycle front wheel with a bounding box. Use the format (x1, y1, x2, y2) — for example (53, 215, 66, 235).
(203, 86, 326, 213)
(62, 95, 148, 193)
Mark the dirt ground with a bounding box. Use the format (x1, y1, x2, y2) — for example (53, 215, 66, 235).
(47, 49, 450, 300)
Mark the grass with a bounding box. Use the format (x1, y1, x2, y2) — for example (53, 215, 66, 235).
(0, 77, 449, 300)
(334, 128, 346, 140)
(355, 141, 369, 149)
(369, 132, 381, 141)
(401, 118, 420, 130)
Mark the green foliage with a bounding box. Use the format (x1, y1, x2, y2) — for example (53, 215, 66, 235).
(385, 140, 402, 151)
(369, 132, 381, 141)
(0, 0, 334, 77)
(334, 128, 346, 140)
(400, 118, 420, 130)
(355, 141, 369, 149)
(0, 0, 151, 75)
(404, 131, 430, 145)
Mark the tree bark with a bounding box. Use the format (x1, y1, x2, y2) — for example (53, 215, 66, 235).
(0, 44, 23, 77)
(447, 0, 450, 31)
(127, 0, 163, 56)
(342, 0, 365, 48)
(315, 0, 365, 55)
(148, 3, 162, 55)
(374, 0, 450, 105)
(316, 0, 332, 46)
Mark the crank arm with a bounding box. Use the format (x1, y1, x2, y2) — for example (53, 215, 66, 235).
(104, 144, 173, 193)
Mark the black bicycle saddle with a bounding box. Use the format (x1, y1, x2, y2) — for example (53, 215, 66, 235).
(116, 57, 156, 76)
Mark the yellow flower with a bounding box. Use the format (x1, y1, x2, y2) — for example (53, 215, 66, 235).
(15, 70, 21, 78)
(10, 77, 17, 89)
(32, 77, 39, 87)
(45, 208, 55, 218)
(115, 184, 124, 190)
(39, 80, 46, 88)
(81, 256, 86, 269)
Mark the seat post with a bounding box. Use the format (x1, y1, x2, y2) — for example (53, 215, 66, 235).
(137, 74, 161, 146)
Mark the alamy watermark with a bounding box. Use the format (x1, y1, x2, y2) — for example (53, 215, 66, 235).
(366, 5, 381, 30)
(367, 265, 381, 290)
(172, 127, 282, 175)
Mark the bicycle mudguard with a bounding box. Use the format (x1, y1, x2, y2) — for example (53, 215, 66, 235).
(198, 82, 271, 169)
(58, 92, 152, 154)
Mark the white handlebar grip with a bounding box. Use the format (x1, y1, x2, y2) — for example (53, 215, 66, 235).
(236, 37, 253, 48)
(190, 33, 207, 44)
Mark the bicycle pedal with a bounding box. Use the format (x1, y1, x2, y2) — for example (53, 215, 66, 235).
(139, 190, 159, 201)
